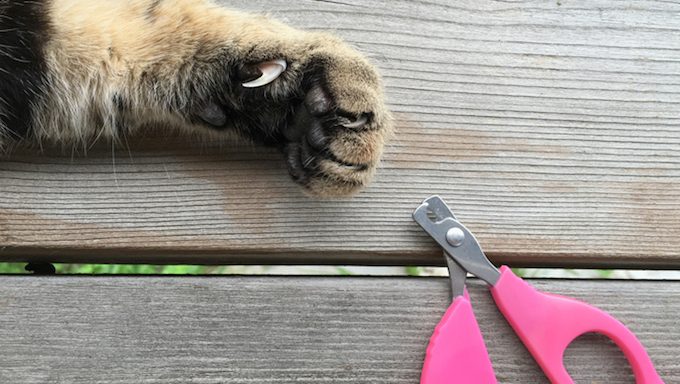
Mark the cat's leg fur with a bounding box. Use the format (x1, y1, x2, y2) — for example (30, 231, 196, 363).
(0, 0, 391, 196)
(0, 1, 52, 151)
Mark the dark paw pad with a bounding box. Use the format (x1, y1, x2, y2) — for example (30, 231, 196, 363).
(283, 83, 379, 196)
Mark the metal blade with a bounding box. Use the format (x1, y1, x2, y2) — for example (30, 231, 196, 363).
(446, 253, 467, 299)
(413, 196, 501, 286)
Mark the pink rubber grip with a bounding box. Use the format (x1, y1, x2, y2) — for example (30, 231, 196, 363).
(420, 293, 497, 384)
(490, 266, 664, 384)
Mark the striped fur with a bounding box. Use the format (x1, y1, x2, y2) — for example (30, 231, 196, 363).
(0, 0, 391, 196)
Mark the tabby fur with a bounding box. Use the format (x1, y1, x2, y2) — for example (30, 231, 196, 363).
(0, 0, 391, 196)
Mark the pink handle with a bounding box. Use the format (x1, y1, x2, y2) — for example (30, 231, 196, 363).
(490, 266, 664, 384)
(420, 293, 497, 384)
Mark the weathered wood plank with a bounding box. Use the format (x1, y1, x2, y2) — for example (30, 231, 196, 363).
(0, 276, 677, 383)
(2, 0, 680, 267)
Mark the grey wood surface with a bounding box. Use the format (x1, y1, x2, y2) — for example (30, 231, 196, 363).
(2, 0, 680, 267)
(0, 276, 677, 383)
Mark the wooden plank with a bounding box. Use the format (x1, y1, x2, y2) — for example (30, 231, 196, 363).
(2, 0, 680, 267)
(0, 276, 677, 383)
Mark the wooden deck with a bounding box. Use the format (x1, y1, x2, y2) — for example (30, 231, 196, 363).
(0, 0, 679, 383)
(1, 0, 679, 268)
(1, 276, 678, 383)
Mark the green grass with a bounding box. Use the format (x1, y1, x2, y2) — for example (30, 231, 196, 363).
(0, 263, 620, 278)
(0, 263, 233, 275)
(0, 263, 28, 274)
(0, 263, 364, 275)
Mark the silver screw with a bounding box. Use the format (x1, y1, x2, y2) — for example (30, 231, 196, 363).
(446, 227, 465, 247)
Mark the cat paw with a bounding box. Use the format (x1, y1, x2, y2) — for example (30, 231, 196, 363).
(270, 49, 391, 197)
(197, 35, 392, 197)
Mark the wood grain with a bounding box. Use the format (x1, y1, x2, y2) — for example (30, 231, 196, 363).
(1, 0, 680, 267)
(0, 276, 677, 383)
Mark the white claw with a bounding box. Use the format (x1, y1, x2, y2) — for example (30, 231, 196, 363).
(242, 59, 287, 88)
(343, 114, 369, 129)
